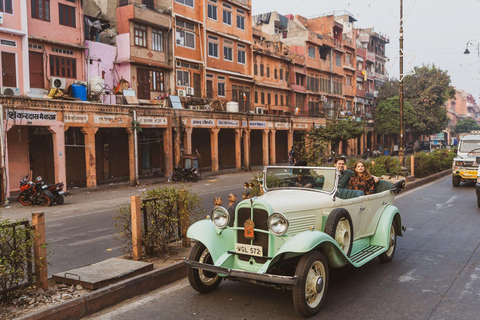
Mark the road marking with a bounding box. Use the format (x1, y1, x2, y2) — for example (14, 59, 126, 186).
(66, 234, 113, 246)
(436, 195, 458, 209)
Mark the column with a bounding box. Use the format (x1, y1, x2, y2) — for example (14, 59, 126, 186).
(243, 129, 250, 170)
(48, 125, 67, 187)
(184, 127, 193, 154)
(288, 129, 294, 151)
(126, 128, 136, 186)
(163, 127, 173, 178)
(81, 127, 98, 188)
(262, 129, 269, 166)
(360, 134, 365, 155)
(209, 128, 220, 172)
(269, 129, 276, 165)
(235, 128, 242, 169)
(339, 141, 344, 155)
(173, 127, 181, 166)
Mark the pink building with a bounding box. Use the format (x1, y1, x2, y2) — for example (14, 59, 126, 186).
(0, 0, 28, 95)
(27, 0, 85, 96)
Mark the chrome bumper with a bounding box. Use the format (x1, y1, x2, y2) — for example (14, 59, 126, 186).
(183, 259, 298, 285)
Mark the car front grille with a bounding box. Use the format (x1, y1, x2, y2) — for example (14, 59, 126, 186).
(236, 207, 269, 263)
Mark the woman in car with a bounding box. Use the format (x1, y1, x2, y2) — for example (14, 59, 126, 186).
(349, 160, 375, 195)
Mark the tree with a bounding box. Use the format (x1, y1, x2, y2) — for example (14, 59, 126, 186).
(454, 119, 480, 133)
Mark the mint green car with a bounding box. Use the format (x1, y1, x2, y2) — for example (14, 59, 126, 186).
(184, 166, 405, 317)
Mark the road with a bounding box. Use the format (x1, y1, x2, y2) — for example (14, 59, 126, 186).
(86, 176, 480, 319)
(1, 170, 260, 276)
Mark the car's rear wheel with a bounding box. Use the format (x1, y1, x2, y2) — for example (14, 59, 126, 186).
(324, 208, 353, 256)
(378, 220, 397, 263)
(452, 175, 461, 187)
(292, 251, 329, 317)
(187, 242, 221, 293)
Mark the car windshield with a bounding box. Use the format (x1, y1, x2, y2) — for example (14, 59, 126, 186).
(264, 166, 337, 193)
(459, 141, 480, 153)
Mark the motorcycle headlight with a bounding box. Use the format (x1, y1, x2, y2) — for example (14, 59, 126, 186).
(211, 207, 229, 228)
(268, 212, 289, 236)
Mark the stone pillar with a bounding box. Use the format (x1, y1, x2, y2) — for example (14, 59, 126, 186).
(209, 128, 220, 172)
(184, 127, 193, 154)
(262, 129, 269, 166)
(163, 127, 173, 178)
(288, 129, 294, 151)
(235, 128, 242, 169)
(173, 128, 181, 166)
(126, 128, 136, 186)
(81, 127, 98, 188)
(360, 134, 365, 155)
(47, 125, 67, 188)
(243, 129, 250, 170)
(269, 129, 276, 165)
(339, 141, 343, 155)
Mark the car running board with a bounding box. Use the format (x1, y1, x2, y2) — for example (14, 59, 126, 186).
(349, 245, 385, 267)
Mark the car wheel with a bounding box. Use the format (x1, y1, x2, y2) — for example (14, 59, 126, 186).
(378, 220, 397, 263)
(187, 242, 221, 293)
(452, 175, 461, 187)
(292, 251, 329, 317)
(324, 208, 353, 256)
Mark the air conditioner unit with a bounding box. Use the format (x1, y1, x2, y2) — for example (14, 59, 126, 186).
(177, 89, 186, 97)
(50, 77, 66, 90)
(1, 86, 20, 96)
(188, 105, 199, 110)
(176, 60, 182, 68)
(0, 12, 4, 25)
(320, 96, 326, 102)
(255, 107, 264, 115)
(186, 87, 194, 96)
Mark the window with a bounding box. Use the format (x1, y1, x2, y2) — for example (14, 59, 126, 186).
(237, 49, 246, 64)
(175, 0, 193, 8)
(143, 0, 154, 9)
(266, 66, 270, 78)
(218, 82, 225, 97)
(58, 3, 75, 27)
(207, 3, 217, 20)
(274, 69, 277, 79)
(255, 91, 258, 103)
(0, 0, 13, 13)
(260, 64, 264, 76)
(150, 71, 164, 91)
(152, 29, 164, 52)
(176, 20, 195, 49)
(31, 0, 50, 21)
(275, 94, 278, 105)
(254, 64, 258, 75)
(208, 36, 219, 57)
(346, 75, 352, 86)
(237, 15, 245, 30)
(50, 55, 76, 78)
(224, 45, 233, 61)
(261, 92, 265, 104)
(280, 95, 284, 106)
(280, 69, 283, 80)
(308, 46, 315, 58)
(336, 53, 341, 67)
(223, 5, 232, 25)
(177, 70, 190, 86)
(267, 93, 271, 105)
(134, 24, 147, 47)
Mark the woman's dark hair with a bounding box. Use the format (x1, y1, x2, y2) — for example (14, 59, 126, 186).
(353, 160, 371, 179)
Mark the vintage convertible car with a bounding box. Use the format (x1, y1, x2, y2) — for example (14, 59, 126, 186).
(184, 165, 405, 317)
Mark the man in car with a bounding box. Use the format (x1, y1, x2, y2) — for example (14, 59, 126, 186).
(293, 160, 316, 188)
(335, 156, 379, 189)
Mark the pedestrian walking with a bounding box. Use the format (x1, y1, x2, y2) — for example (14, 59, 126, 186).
(288, 147, 295, 165)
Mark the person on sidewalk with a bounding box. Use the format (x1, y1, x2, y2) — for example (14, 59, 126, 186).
(288, 147, 296, 166)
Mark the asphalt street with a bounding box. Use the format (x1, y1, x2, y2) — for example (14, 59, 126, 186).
(1, 170, 261, 276)
(86, 176, 480, 320)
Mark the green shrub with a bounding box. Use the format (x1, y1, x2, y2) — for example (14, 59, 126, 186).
(0, 218, 35, 302)
(407, 149, 455, 178)
(113, 186, 204, 257)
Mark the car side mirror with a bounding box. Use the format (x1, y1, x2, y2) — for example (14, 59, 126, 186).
(390, 179, 406, 195)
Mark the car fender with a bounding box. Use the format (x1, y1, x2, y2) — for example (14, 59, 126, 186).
(186, 219, 235, 262)
(370, 204, 403, 248)
(265, 231, 350, 270)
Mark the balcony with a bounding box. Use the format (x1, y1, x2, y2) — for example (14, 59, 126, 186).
(117, 4, 171, 34)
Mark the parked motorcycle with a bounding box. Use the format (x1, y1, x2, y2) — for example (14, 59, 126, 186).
(36, 176, 67, 205)
(172, 166, 199, 182)
(18, 176, 54, 206)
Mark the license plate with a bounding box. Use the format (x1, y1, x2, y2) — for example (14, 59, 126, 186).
(235, 243, 263, 257)
(467, 171, 477, 176)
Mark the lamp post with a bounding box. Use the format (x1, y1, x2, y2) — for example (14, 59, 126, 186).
(398, 0, 405, 165)
(464, 39, 480, 57)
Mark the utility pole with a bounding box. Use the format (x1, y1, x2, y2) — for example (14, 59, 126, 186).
(398, 0, 405, 165)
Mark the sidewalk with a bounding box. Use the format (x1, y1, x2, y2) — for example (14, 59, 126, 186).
(17, 169, 452, 320)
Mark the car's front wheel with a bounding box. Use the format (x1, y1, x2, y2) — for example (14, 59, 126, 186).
(324, 208, 353, 256)
(292, 251, 329, 317)
(378, 220, 397, 263)
(452, 175, 461, 187)
(187, 242, 222, 293)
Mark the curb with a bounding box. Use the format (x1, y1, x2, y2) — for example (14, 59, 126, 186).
(18, 262, 187, 320)
(18, 168, 452, 319)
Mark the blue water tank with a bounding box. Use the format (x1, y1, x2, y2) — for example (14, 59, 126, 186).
(71, 83, 87, 101)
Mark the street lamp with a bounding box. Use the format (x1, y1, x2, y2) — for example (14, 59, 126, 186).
(464, 39, 480, 57)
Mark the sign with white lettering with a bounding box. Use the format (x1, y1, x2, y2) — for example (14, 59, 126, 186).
(293, 123, 309, 129)
(7, 110, 57, 121)
(94, 115, 126, 124)
(64, 113, 88, 123)
(191, 118, 215, 127)
(313, 124, 325, 129)
(249, 121, 267, 128)
(217, 119, 239, 127)
(275, 122, 290, 129)
(138, 116, 168, 126)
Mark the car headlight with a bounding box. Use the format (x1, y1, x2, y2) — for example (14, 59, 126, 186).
(211, 207, 229, 228)
(268, 212, 289, 236)
(456, 161, 464, 166)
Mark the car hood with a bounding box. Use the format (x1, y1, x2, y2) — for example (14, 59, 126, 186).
(252, 189, 332, 214)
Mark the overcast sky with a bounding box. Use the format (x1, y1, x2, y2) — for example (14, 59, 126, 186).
(253, 0, 480, 100)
